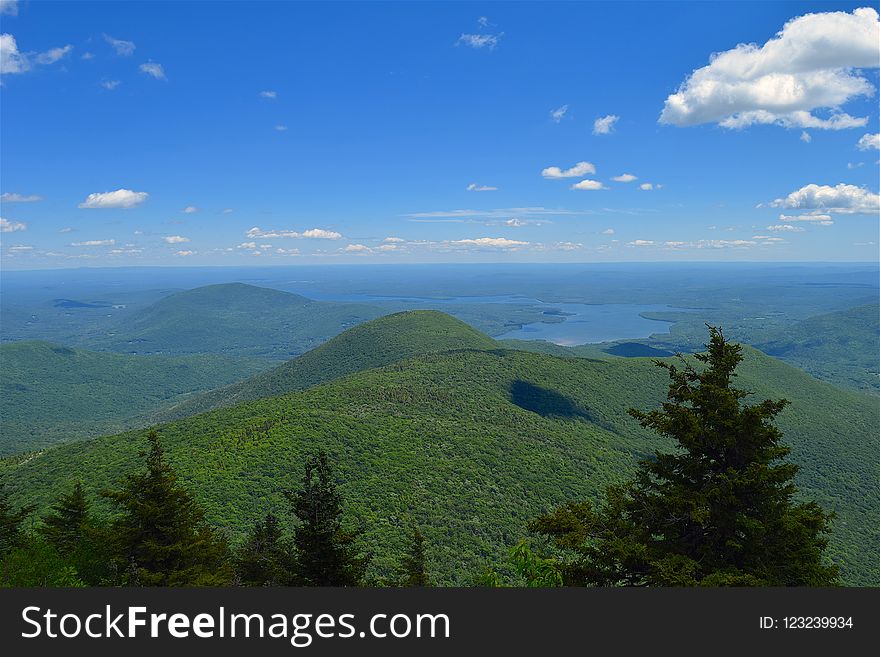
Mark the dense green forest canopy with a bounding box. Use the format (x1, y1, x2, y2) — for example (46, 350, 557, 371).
(3, 315, 877, 585)
(0, 341, 267, 454)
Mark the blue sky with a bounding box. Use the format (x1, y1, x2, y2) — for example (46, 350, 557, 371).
(1, 0, 878, 268)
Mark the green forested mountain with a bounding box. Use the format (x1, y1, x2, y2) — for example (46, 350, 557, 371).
(3, 316, 876, 585)
(0, 341, 268, 454)
(753, 303, 880, 395)
(82, 283, 385, 359)
(155, 310, 497, 421)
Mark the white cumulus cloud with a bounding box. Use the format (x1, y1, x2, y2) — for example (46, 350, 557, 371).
(104, 34, 135, 56)
(550, 104, 569, 123)
(612, 173, 638, 183)
(466, 183, 498, 192)
(660, 7, 880, 130)
(593, 114, 619, 135)
(162, 235, 190, 244)
(139, 61, 166, 80)
(246, 227, 342, 240)
(541, 161, 596, 179)
(72, 239, 115, 246)
(770, 183, 879, 214)
(457, 33, 502, 49)
(451, 237, 528, 248)
(857, 133, 880, 150)
(1, 192, 42, 203)
(571, 179, 607, 191)
(0, 217, 26, 232)
(260, 90, 277, 99)
(182, 205, 199, 214)
(78, 189, 148, 209)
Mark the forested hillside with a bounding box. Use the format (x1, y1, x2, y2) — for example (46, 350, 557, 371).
(3, 320, 876, 585)
(82, 283, 386, 358)
(155, 310, 497, 421)
(0, 341, 268, 454)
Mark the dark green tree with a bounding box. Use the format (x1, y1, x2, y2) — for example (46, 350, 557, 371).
(531, 326, 839, 586)
(287, 452, 368, 586)
(399, 526, 430, 586)
(0, 489, 33, 556)
(235, 512, 291, 586)
(103, 431, 231, 586)
(39, 481, 90, 554)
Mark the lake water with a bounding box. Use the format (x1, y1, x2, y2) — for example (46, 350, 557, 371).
(303, 292, 687, 346)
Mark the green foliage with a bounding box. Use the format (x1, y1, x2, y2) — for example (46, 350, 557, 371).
(84, 283, 385, 359)
(2, 317, 877, 584)
(39, 481, 89, 554)
(288, 452, 369, 586)
(531, 327, 839, 586)
(103, 430, 231, 586)
(479, 541, 563, 587)
(0, 340, 268, 454)
(0, 488, 33, 555)
(234, 512, 292, 586)
(399, 527, 430, 586)
(157, 310, 497, 421)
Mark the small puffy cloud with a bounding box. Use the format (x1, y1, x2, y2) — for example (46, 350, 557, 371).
(7, 244, 33, 252)
(100, 79, 121, 90)
(82, 52, 94, 60)
(78, 189, 148, 209)
(0, 217, 26, 232)
(59, 227, 74, 233)
(260, 90, 277, 99)
(222, 208, 234, 214)
(452, 237, 528, 248)
(34, 45, 72, 65)
(237, 242, 257, 249)
(612, 173, 637, 183)
(778, 213, 834, 225)
(847, 162, 865, 169)
(0, 192, 42, 202)
(175, 250, 194, 257)
(593, 114, 619, 135)
(800, 131, 812, 143)
(182, 205, 199, 213)
(628, 239, 654, 246)
(162, 235, 190, 244)
(383, 237, 404, 243)
(456, 33, 502, 49)
(857, 133, 880, 150)
(0, 1, 19, 16)
(639, 183, 655, 190)
(660, 7, 880, 130)
(767, 224, 804, 232)
(139, 61, 166, 80)
(246, 226, 342, 240)
(601, 228, 615, 235)
(570, 179, 607, 191)
(344, 243, 371, 253)
(466, 183, 498, 192)
(478, 16, 491, 28)
(274, 125, 288, 131)
(550, 104, 569, 123)
(770, 183, 879, 214)
(541, 161, 596, 179)
(104, 34, 135, 56)
(72, 239, 115, 246)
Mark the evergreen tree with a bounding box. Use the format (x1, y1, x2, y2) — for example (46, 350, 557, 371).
(399, 526, 430, 586)
(235, 512, 291, 586)
(531, 326, 839, 586)
(0, 489, 33, 556)
(103, 431, 231, 586)
(287, 452, 368, 586)
(39, 481, 90, 554)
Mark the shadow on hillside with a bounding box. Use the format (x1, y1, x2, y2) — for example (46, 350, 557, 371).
(509, 380, 594, 421)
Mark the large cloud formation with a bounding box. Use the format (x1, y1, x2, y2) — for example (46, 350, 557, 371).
(770, 183, 879, 214)
(660, 7, 880, 130)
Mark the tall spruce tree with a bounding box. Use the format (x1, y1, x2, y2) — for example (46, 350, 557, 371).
(235, 512, 291, 586)
(287, 452, 368, 586)
(399, 527, 430, 586)
(0, 489, 33, 556)
(39, 481, 90, 554)
(103, 431, 231, 586)
(531, 326, 839, 586)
